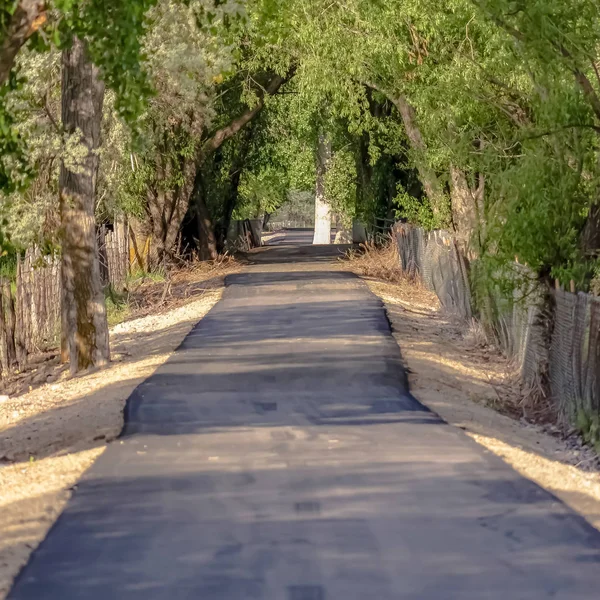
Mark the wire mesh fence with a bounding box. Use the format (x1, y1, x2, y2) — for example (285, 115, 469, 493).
(395, 224, 472, 319)
(393, 222, 600, 426)
(549, 290, 600, 425)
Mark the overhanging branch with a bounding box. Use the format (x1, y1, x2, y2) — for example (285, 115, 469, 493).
(197, 66, 296, 166)
(0, 1, 47, 86)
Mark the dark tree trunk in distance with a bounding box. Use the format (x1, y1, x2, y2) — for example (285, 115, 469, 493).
(581, 203, 600, 258)
(59, 37, 110, 374)
(191, 170, 218, 261)
(218, 126, 255, 251)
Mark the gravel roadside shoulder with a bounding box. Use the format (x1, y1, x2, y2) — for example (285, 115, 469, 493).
(0, 283, 228, 599)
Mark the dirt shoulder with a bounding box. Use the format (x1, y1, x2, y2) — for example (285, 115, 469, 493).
(0, 262, 237, 598)
(362, 276, 600, 531)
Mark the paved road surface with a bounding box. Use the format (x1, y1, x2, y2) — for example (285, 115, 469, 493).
(9, 231, 600, 598)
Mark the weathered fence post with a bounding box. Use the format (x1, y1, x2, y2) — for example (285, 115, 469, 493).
(15, 255, 27, 367)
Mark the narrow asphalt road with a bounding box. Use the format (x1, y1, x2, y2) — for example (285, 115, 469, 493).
(9, 231, 600, 599)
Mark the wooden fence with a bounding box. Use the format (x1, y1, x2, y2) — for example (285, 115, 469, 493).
(16, 249, 61, 355)
(394, 223, 600, 431)
(1, 222, 131, 375)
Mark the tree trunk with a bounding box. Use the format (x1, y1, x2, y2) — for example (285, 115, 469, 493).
(313, 135, 332, 245)
(449, 166, 476, 245)
(449, 165, 485, 255)
(191, 171, 218, 261)
(263, 212, 271, 231)
(187, 70, 295, 259)
(59, 37, 110, 374)
(219, 127, 254, 250)
(581, 203, 600, 257)
(219, 168, 243, 251)
(391, 95, 448, 224)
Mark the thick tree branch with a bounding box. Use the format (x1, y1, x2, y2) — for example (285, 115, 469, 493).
(554, 42, 600, 123)
(0, 1, 47, 86)
(364, 80, 448, 221)
(196, 67, 295, 166)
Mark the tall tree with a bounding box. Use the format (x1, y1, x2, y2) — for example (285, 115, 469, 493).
(60, 37, 109, 373)
(191, 69, 294, 259)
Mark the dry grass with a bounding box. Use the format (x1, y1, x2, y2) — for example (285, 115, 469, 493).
(344, 238, 413, 284)
(125, 254, 238, 318)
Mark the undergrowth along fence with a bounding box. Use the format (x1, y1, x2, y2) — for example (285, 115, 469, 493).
(393, 223, 600, 433)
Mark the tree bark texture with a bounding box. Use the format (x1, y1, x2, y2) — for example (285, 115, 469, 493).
(313, 135, 332, 245)
(450, 165, 484, 251)
(59, 37, 110, 374)
(0, 1, 46, 86)
(391, 95, 448, 223)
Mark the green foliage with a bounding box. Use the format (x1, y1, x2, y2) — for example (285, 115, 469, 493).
(104, 285, 131, 326)
(324, 149, 357, 227)
(0, 250, 17, 279)
(3, 0, 600, 298)
(0, 72, 32, 194)
(237, 166, 288, 219)
(394, 186, 436, 230)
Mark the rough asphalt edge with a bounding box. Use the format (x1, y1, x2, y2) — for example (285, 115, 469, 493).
(6, 295, 229, 596)
(8, 273, 600, 595)
(377, 293, 600, 542)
